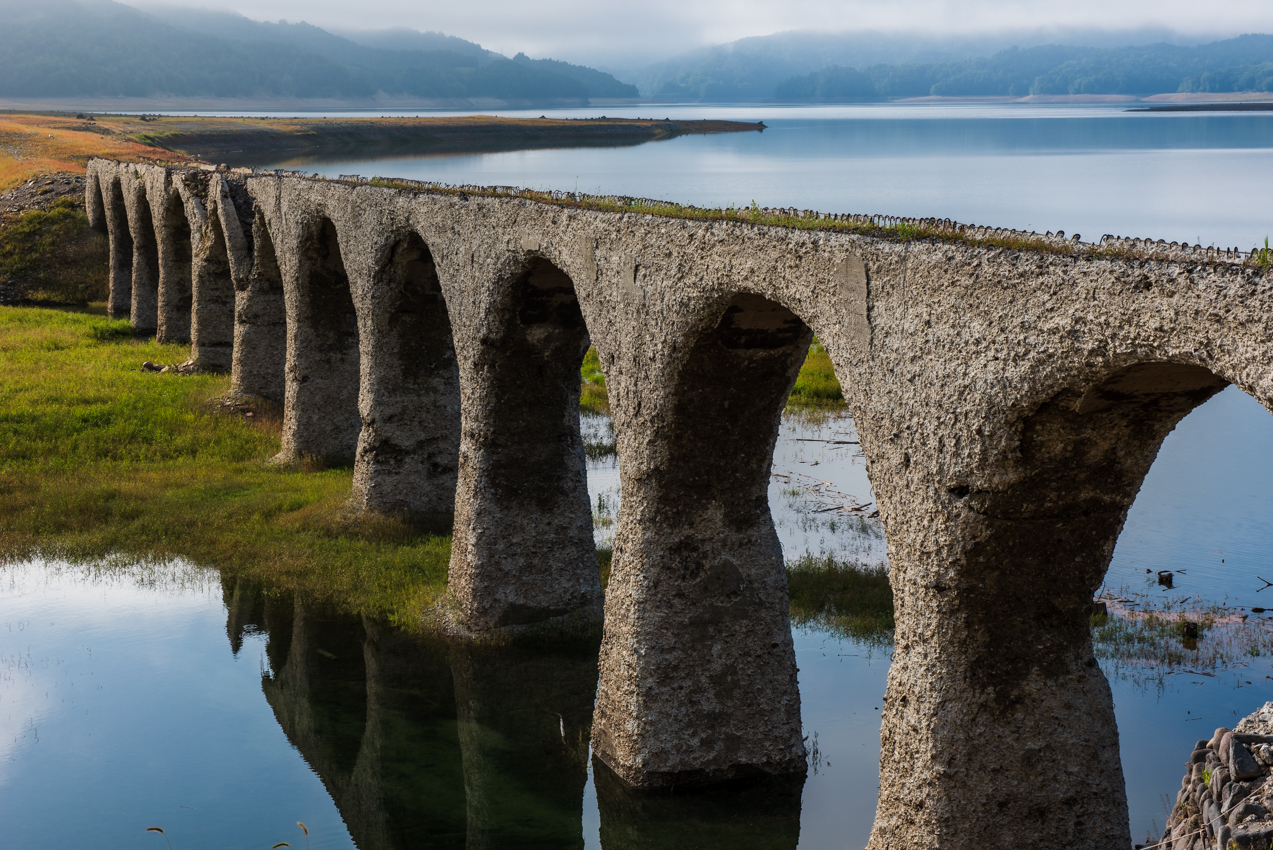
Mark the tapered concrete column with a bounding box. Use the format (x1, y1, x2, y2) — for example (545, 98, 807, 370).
(101, 175, 133, 321)
(231, 209, 287, 403)
(279, 217, 362, 463)
(869, 363, 1228, 850)
(351, 231, 460, 517)
(127, 185, 161, 333)
(592, 294, 811, 787)
(452, 642, 599, 849)
(448, 258, 601, 629)
(155, 192, 193, 344)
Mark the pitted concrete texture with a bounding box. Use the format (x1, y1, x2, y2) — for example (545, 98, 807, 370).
(91, 158, 1273, 848)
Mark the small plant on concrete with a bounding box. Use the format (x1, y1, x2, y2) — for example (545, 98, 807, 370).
(1253, 237, 1272, 269)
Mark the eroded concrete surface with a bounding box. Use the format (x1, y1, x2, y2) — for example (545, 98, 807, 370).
(88, 157, 1273, 849)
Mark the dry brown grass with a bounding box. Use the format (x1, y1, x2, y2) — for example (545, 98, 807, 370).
(0, 113, 186, 191)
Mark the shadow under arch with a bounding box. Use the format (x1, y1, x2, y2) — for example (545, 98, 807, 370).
(351, 228, 460, 520)
(103, 177, 134, 320)
(282, 215, 361, 463)
(448, 255, 602, 629)
(130, 187, 161, 333)
(156, 190, 193, 344)
(232, 207, 286, 403)
(592, 290, 813, 790)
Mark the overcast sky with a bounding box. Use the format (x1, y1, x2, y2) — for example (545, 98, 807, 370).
(134, 0, 1273, 67)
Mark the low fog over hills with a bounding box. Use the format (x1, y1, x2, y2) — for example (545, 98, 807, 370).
(1, 0, 1270, 103)
(0, 0, 637, 102)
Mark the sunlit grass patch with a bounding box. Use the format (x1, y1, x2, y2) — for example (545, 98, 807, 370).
(0, 305, 451, 629)
(787, 337, 844, 408)
(786, 553, 893, 644)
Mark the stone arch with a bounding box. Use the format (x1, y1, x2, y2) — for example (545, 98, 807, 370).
(231, 207, 286, 403)
(280, 215, 361, 463)
(156, 190, 193, 344)
(129, 185, 161, 333)
(351, 229, 460, 519)
(103, 176, 133, 320)
(191, 211, 235, 372)
(592, 290, 813, 789)
(448, 254, 602, 630)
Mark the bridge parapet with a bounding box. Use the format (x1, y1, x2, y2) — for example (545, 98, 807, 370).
(87, 157, 1273, 850)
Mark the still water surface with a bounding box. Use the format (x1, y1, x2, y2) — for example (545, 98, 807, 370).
(5, 105, 1273, 846)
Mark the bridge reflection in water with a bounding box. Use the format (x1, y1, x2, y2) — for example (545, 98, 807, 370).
(223, 577, 804, 849)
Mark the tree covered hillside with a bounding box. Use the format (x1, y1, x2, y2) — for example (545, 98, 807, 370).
(0, 0, 637, 102)
(774, 35, 1273, 101)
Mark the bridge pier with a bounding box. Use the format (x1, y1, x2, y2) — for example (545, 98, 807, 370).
(447, 256, 601, 629)
(125, 179, 160, 334)
(869, 362, 1229, 850)
(99, 173, 133, 321)
(350, 230, 460, 518)
(230, 209, 287, 403)
(592, 293, 810, 787)
(278, 216, 362, 464)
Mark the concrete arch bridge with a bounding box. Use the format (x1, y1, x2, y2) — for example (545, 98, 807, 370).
(86, 157, 1273, 850)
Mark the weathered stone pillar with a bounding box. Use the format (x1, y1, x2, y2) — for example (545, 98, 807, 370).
(126, 183, 161, 333)
(592, 293, 810, 787)
(448, 258, 601, 629)
(594, 760, 804, 849)
(350, 231, 460, 518)
(231, 209, 287, 403)
(101, 173, 134, 321)
(868, 363, 1228, 850)
(155, 190, 193, 344)
(278, 217, 362, 463)
(190, 201, 237, 372)
(451, 642, 599, 849)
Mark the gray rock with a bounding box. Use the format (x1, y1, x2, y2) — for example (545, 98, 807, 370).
(1231, 739, 1265, 781)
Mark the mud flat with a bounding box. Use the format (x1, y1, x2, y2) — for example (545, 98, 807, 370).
(104, 114, 766, 164)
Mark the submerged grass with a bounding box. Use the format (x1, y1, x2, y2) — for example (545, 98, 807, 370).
(786, 553, 893, 643)
(0, 305, 450, 629)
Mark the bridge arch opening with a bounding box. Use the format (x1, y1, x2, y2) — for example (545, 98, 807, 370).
(593, 291, 813, 789)
(130, 188, 161, 333)
(281, 216, 361, 464)
(232, 208, 286, 404)
(352, 230, 460, 521)
(448, 255, 602, 629)
(156, 192, 193, 344)
(104, 178, 133, 320)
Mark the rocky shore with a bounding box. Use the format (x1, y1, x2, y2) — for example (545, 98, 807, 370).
(1160, 702, 1273, 849)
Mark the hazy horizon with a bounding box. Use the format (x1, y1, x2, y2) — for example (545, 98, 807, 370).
(127, 0, 1273, 71)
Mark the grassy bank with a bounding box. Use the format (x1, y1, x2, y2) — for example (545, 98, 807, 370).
(0, 306, 450, 629)
(0, 198, 108, 302)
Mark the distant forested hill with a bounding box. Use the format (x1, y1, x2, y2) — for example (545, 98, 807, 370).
(0, 0, 637, 102)
(773, 36, 1273, 101)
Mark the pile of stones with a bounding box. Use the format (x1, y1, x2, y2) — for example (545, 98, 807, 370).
(1161, 702, 1273, 849)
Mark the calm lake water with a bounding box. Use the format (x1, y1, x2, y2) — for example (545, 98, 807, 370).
(6, 104, 1273, 847)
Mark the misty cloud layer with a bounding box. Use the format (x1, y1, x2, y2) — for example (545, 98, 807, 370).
(131, 0, 1273, 68)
